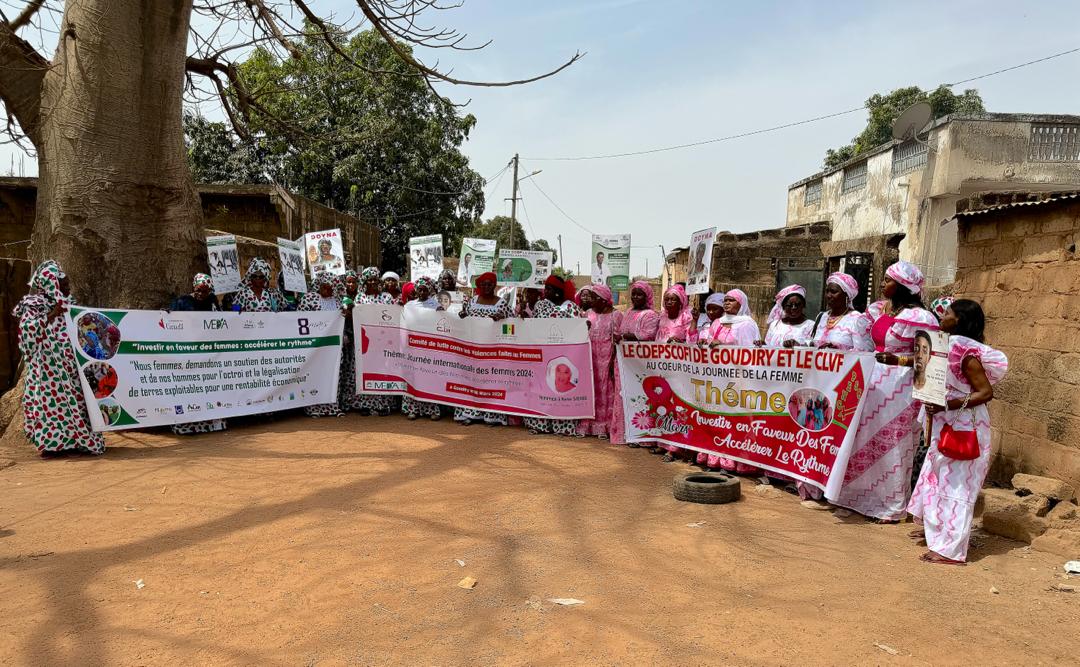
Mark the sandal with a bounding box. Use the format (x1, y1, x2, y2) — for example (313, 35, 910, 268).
(406, 414, 418, 421)
(661, 453, 675, 463)
(627, 442, 640, 448)
(920, 551, 965, 566)
(429, 414, 442, 421)
(459, 419, 473, 426)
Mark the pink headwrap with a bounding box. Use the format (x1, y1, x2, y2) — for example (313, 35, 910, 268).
(768, 284, 806, 324)
(581, 283, 613, 305)
(885, 260, 924, 295)
(827, 272, 859, 306)
(631, 280, 655, 309)
(725, 289, 752, 317)
(658, 284, 692, 341)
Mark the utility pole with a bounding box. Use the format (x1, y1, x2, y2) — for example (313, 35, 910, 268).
(557, 234, 563, 269)
(504, 153, 520, 249)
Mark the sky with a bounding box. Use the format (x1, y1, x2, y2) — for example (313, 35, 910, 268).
(4, 0, 1080, 278)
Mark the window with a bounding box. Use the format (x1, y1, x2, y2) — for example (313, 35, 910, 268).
(892, 140, 928, 175)
(1030, 124, 1080, 161)
(841, 162, 868, 193)
(804, 180, 822, 205)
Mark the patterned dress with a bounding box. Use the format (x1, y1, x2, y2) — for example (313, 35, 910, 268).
(833, 302, 938, 520)
(698, 316, 761, 471)
(169, 292, 228, 435)
(609, 308, 661, 445)
(352, 292, 399, 415)
(577, 308, 624, 437)
(401, 299, 443, 419)
(14, 261, 106, 455)
(233, 287, 285, 313)
(907, 337, 1007, 561)
(299, 292, 345, 417)
(810, 310, 874, 351)
(523, 299, 584, 435)
(454, 296, 514, 425)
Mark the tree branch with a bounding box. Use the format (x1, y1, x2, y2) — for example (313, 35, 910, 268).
(8, 0, 46, 31)
(0, 19, 49, 147)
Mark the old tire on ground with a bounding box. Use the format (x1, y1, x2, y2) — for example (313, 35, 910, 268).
(672, 472, 741, 504)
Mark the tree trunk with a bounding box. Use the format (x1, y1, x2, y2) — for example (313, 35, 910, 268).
(30, 1, 203, 308)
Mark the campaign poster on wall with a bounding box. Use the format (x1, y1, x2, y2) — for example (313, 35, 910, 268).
(686, 227, 717, 295)
(66, 308, 345, 431)
(591, 234, 631, 291)
(495, 250, 553, 287)
(304, 229, 346, 279)
(911, 328, 950, 406)
(409, 234, 444, 281)
(277, 237, 308, 293)
(206, 235, 241, 294)
(458, 237, 497, 288)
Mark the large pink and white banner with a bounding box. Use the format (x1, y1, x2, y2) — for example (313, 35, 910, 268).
(353, 305, 595, 418)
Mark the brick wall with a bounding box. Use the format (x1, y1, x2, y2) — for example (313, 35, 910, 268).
(954, 197, 1080, 490)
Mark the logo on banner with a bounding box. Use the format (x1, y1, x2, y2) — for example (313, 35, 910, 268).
(174, 405, 185, 415)
(547, 325, 565, 343)
(437, 318, 451, 333)
(501, 324, 516, 335)
(203, 318, 229, 330)
(158, 318, 184, 330)
(135, 408, 148, 418)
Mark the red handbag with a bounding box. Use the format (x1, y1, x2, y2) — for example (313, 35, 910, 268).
(937, 409, 979, 460)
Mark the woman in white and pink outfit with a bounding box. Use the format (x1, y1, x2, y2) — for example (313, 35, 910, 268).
(908, 299, 1006, 564)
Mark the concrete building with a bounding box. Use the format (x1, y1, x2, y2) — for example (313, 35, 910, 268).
(0, 178, 381, 390)
(951, 190, 1080, 491)
(786, 113, 1080, 296)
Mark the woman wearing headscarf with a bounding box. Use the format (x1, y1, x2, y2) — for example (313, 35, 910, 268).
(656, 285, 693, 344)
(337, 269, 366, 413)
(401, 277, 443, 421)
(353, 267, 399, 416)
(524, 275, 583, 435)
(908, 299, 1007, 564)
(298, 274, 345, 417)
(834, 260, 938, 522)
(811, 273, 874, 352)
(576, 284, 624, 438)
(705, 290, 760, 347)
(382, 271, 402, 304)
(234, 258, 284, 312)
(169, 274, 227, 435)
(438, 269, 457, 294)
(14, 260, 105, 456)
(610, 281, 661, 445)
(760, 285, 814, 348)
(693, 293, 726, 344)
(454, 272, 514, 426)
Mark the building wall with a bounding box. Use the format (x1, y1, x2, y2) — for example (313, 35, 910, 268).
(953, 197, 1080, 490)
(787, 114, 1080, 287)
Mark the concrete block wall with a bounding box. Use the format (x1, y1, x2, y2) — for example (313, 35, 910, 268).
(954, 199, 1080, 490)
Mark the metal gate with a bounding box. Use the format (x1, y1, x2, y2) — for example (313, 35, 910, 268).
(843, 252, 874, 312)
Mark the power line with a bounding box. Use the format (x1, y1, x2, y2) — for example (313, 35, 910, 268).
(518, 191, 537, 242)
(525, 174, 594, 236)
(523, 45, 1080, 162)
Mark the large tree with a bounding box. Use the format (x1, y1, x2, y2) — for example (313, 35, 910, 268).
(824, 85, 985, 168)
(0, 1, 580, 307)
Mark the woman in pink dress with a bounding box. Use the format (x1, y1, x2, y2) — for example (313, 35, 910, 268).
(811, 273, 874, 352)
(908, 300, 1006, 564)
(609, 281, 660, 446)
(654, 285, 695, 462)
(833, 261, 938, 522)
(698, 289, 761, 472)
(577, 284, 624, 438)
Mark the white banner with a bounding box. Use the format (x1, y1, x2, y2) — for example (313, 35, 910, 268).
(304, 229, 346, 279)
(686, 227, 716, 295)
(410, 234, 444, 281)
(66, 307, 344, 431)
(206, 235, 241, 294)
(495, 249, 553, 287)
(592, 234, 630, 291)
(277, 237, 308, 293)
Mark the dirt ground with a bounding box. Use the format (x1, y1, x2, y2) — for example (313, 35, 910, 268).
(1, 414, 1078, 666)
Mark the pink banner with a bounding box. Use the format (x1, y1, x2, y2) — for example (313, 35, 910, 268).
(353, 305, 594, 418)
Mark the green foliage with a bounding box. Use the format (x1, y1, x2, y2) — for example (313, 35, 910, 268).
(186, 24, 486, 273)
(465, 215, 557, 263)
(824, 85, 985, 168)
(528, 238, 557, 265)
(183, 113, 266, 184)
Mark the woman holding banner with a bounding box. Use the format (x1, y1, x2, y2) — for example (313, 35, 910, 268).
(610, 281, 661, 446)
(652, 285, 696, 461)
(338, 270, 366, 413)
(169, 274, 228, 435)
(14, 260, 106, 456)
(908, 300, 1006, 564)
(811, 273, 873, 352)
(834, 261, 938, 523)
(577, 284, 623, 439)
(234, 258, 284, 313)
(298, 274, 345, 418)
(761, 285, 814, 348)
(454, 272, 513, 426)
(401, 278, 443, 421)
(524, 276, 583, 436)
(354, 267, 398, 416)
(381, 271, 402, 304)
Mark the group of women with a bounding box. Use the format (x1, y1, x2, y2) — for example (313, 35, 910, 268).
(15, 256, 1006, 565)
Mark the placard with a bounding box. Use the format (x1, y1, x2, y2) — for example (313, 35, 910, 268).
(495, 249, 552, 287)
(304, 229, 346, 279)
(592, 234, 631, 291)
(409, 234, 444, 281)
(911, 328, 950, 406)
(458, 237, 497, 287)
(206, 235, 241, 294)
(686, 227, 717, 295)
(277, 237, 308, 293)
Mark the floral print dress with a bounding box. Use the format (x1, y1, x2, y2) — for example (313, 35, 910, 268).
(523, 299, 584, 436)
(352, 292, 399, 415)
(299, 289, 345, 417)
(454, 296, 514, 425)
(14, 261, 105, 455)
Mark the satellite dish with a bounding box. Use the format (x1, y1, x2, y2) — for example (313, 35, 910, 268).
(891, 102, 933, 141)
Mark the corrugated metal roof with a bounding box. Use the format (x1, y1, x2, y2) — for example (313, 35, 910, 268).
(953, 192, 1080, 218)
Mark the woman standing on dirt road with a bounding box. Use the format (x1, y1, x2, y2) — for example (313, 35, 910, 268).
(524, 275, 583, 436)
(833, 261, 938, 523)
(400, 277, 443, 421)
(352, 267, 399, 417)
(576, 284, 623, 439)
(169, 273, 228, 435)
(299, 274, 345, 418)
(14, 260, 105, 456)
(454, 272, 513, 426)
(908, 300, 1006, 565)
(609, 281, 660, 446)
